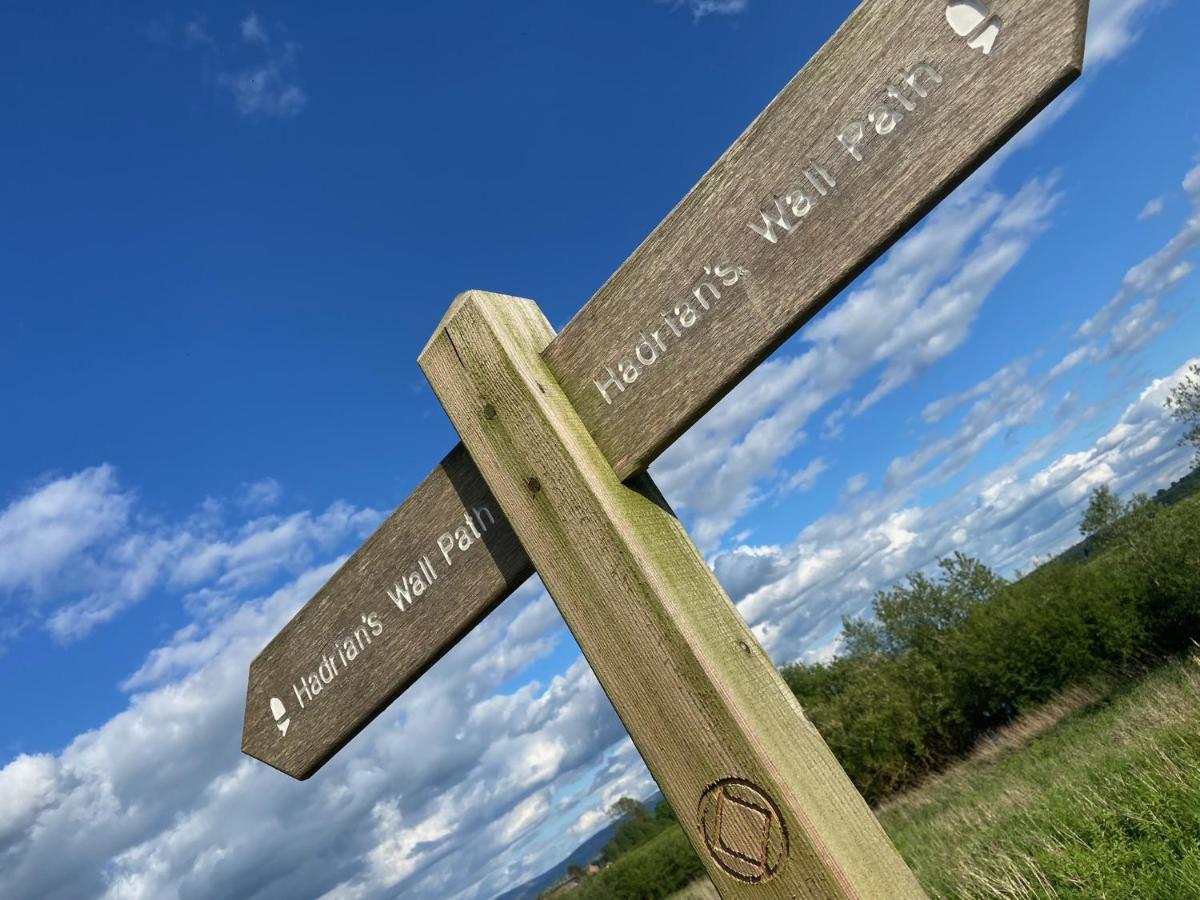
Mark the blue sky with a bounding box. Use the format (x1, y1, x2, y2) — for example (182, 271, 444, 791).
(1, 0, 1198, 897)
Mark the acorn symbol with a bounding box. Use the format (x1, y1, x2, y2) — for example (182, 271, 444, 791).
(270, 697, 290, 737)
(946, 1, 1002, 55)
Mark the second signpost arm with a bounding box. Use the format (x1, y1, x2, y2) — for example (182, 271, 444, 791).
(420, 291, 926, 899)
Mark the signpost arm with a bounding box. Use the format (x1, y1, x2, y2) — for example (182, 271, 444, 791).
(419, 290, 926, 899)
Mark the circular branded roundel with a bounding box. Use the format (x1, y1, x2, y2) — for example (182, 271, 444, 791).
(697, 778, 789, 883)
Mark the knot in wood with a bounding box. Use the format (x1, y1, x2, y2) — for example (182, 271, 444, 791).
(526, 477, 542, 495)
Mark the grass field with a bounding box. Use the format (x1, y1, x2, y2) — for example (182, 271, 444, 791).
(668, 655, 1200, 899)
(880, 654, 1200, 898)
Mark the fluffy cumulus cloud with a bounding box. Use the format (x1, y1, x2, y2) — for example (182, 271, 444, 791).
(0, 516, 648, 900)
(719, 358, 1196, 661)
(0, 470, 380, 645)
(697, 147, 1200, 659)
(651, 175, 1061, 550)
(0, 466, 131, 597)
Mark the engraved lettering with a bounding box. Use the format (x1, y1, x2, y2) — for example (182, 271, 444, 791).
(293, 678, 312, 709)
(437, 533, 455, 566)
(387, 578, 412, 610)
(886, 82, 916, 111)
(635, 334, 659, 367)
(786, 189, 812, 219)
(906, 62, 943, 97)
(594, 264, 749, 405)
(593, 365, 624, 404)
(473, 506, 495, 529)
(747, 197, 794, 244)
(869, 103, 902, 134)
(837, 63, 942, 164)
(619, 358, 640, 384)
(838, 120, 866, 161)
(692, 282, 720, 310)
(455, 524, 474, 552)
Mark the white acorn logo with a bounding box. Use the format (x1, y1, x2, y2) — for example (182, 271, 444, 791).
(946, 1, 1003, 55)
(270, 696, 290, 737)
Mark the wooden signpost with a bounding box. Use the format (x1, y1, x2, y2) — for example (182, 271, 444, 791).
(243, 0, 1089, 893)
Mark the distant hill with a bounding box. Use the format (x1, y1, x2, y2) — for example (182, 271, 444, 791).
(492, 791, 664, 900)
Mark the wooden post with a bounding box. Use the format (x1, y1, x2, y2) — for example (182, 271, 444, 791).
(419, 291, 926, 899)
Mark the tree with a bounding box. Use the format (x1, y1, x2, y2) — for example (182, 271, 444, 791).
(566, 865, 584, 882)
(1081, 484, 1124, 537)
(842, 553, 1005, 659)
(606, 797, 648, 822)
(1166, 362, 1200, 468)
(599, 797, 663, 864)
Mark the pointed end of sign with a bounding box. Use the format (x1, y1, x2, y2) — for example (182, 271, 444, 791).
(241, 656, 314, 781)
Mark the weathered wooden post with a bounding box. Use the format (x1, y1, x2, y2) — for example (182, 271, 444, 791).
(420, 291, 925, 896)
(241, 0, 1091, 893)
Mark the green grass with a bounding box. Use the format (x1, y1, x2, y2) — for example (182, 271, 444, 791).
(656, 657, 1200, 899)
(878, 655, 1200, 898)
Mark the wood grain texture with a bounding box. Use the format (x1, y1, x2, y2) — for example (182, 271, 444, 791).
(545, 0, 1089, 475)
(419, 291, 927, 899)
(242, 446, 531, 778)
(245, 0, 1089, 779)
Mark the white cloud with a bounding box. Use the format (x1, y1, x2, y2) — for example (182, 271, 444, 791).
(571, 807, 607, 837)
(651, 176, 1061, 550)
(240, 12, 269, 45)
(1139, 196, 1166, 220)
(1079, 160, 1200, 342)
(218, 18, 307, 119)
(719, 357, 1196, 662)
(664, 0, 749, 19)
(0, 522, 637, 900)
(0, 466, 380, 645)
(842, 473, 869, 498)
(0, 466, 131, 596)
(237, 477, 283, 511)
(182, 13, 307, 119)
(0, 754, 58, 843)
(783, 457, 828, 494)
(1085, 0, 1158, 66)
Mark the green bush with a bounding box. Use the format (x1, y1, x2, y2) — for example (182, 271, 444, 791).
(573, 825, 703, 900)
(783, 488, 1200, 804)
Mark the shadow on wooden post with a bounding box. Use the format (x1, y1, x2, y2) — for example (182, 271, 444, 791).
(419, 290, 927, 899)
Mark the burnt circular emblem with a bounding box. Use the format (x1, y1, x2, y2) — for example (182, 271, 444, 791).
(697, 778, 789, 882)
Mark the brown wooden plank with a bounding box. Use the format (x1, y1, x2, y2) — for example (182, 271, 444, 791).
(244, 0, 1089, 778)
(241, 446, 531, 778)
(545, 0, 1089, 474)
(419, 290, 927, 899)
